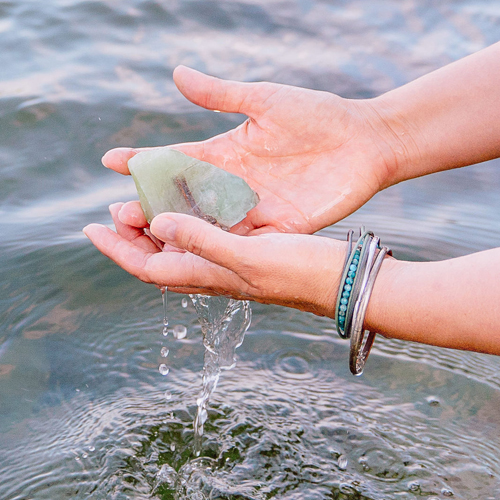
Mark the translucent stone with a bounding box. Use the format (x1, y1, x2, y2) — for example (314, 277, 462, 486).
(128, 148, 259, 227)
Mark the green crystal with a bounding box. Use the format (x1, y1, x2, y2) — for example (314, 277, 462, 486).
(128, 148, 259, 228)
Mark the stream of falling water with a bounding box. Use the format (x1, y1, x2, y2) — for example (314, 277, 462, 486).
(159, 287, 170, 377)
(189, 295, 251, 454)
(158, 288, 251, 455)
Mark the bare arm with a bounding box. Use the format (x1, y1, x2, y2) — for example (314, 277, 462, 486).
(368, 248, 500, 355)
(375, 41, 500, 185)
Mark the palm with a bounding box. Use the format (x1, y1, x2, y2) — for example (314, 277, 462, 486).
(104, 68, 392, 234)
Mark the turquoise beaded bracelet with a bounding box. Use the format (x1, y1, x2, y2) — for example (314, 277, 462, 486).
(335, 229, 372, 338)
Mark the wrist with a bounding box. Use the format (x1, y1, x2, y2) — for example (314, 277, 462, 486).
(360, 94, 424, 188)
(298, 238, 347, 319)
(363, 255, 405, 334)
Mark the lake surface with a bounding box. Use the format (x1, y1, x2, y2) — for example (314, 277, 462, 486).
(1, 1, 500, 498)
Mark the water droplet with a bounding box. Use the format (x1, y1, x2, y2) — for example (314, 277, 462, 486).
(165, 390, 172, 400)
(82, 452, 88, 459)
(159, 364, 170, 376)
(339, 483, 356, 494)
(88, 446, 95, 452)
(162, 328, 169, 337)
(338, 455, 348, 470)
(173, 324, 187, 339)
(161, 347, 169, 357)
(426, 396, 440, 406)
(181, 297, 188, 308)
(408, 481, 420, 492)
(75, 456, 80, 461)
(441, 488, 454, 497)
(170, 443, 176, 451)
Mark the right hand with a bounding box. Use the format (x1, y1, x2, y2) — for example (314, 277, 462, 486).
(84, 206, 349, 318)
(103, 66, 408, 235)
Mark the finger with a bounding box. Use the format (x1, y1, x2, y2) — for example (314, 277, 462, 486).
(109, 203, 160, 254)
(150, 213, 248, 270)
(118, 201, 149, 228)
(83, 223, 155, 283)
(173, 65, 279, 118)
(101, 147, 137, 174)
(83, 223, 244, 291)
(101, 144, 209, 176)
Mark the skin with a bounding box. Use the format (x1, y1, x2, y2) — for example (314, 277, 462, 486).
(84, 42, 500, 355)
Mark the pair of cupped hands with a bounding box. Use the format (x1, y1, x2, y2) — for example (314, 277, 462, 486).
(84, 66, 402, 318)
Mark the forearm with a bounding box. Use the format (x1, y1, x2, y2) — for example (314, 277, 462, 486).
(364, 248, 500, 354)
(372, 41, 500, 185)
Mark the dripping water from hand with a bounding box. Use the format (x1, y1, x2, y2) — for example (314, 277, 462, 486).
(189, 295, 251, 455)
(161, 286, 169, 337)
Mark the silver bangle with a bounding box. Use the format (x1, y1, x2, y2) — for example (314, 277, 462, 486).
(349, 245, 389, 375)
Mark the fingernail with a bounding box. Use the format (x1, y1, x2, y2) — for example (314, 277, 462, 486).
(109, 202, 123, 212)
(152, 217, 177, 241)
(82, 223, 99, 237)
(101, 147, 135, 168)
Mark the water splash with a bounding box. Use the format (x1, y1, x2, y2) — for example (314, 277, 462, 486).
(189, 295, 251, 454)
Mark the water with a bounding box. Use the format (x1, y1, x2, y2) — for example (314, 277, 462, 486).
(190, 295, 251, 454)
(1, 0, 500, 499)
(161, 286, 169, 336)
(159, 288, 250, 454)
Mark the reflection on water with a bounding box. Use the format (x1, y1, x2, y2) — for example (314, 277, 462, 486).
(1, 0, 500, 498)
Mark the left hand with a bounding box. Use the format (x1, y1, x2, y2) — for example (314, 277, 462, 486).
(83, 203, 347, 317)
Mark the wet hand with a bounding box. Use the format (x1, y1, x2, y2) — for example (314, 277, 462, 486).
(102, 66, 405, 235)
(83, 204, 347, 317)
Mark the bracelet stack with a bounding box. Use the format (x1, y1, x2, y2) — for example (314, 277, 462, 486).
(335, 227, 391, 376)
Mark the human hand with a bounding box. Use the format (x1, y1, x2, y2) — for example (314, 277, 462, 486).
(103, 66, 407, 235)
(83, 204, 348, 317)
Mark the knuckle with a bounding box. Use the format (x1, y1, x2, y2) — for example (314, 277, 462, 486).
(183, 229, 207, 257)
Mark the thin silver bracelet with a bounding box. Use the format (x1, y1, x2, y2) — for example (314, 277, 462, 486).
(349, 245, 389, 375)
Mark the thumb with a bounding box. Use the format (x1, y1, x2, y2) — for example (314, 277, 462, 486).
(173, 65, 276, 118)
(150, 213, 247, 270)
